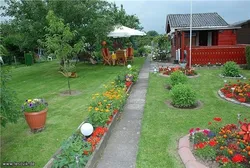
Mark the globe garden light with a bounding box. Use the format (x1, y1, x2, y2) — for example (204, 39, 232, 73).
(127, 64, 132, 69)
(154, 66, 157, 74)
(80, 123, 93, 136)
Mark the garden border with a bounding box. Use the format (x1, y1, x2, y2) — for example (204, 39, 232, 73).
(218, 74, 244, 79)
(217, 90, 250, 108)
(178, 134, 208, 168)
(158, 73, 200, 78)
(44, 83, 134, 168)
(165, 100, 203, 110)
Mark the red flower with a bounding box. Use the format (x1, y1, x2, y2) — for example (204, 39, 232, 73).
(216, 156, 229, 163)
(113, 109, 119, 115)
(213, 117, 222, 122)
(106, 116, 113, 125)
(195, 142, 207, 149)
(92, 127, 107, 137)
(246, 92, 250, 97)
(225, 93, 233, 98)
(239, 123, 250, 142)
(203, 129, 210, 135)
(238, 97, 246, 103)
(208, 140, 217, 146)
(195, 128, 200, 132)
(232, 154, 244, 163)
(189, 128, 194, 134)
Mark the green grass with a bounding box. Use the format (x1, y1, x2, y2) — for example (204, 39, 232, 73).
(136, 69, 250, 168)
(0, 58, 145, 167)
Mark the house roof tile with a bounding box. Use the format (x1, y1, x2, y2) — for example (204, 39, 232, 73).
(167, 12, 229, 29)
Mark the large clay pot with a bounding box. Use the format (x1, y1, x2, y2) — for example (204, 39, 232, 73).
(24, 108, 47, 130)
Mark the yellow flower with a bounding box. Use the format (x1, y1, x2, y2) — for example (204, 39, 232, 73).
(104, 100, 107, 102)
(95, 107, 99, 111)
(28, 99, 32, 103)
(105, 109, 110, 112)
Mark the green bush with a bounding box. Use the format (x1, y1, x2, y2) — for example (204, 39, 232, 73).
(246, 46, 250, 69)
(222, 61, 240, 77)
(171, 84, 197, 108)
(0, 69, 20, 127)
(170, 71, 188, 87)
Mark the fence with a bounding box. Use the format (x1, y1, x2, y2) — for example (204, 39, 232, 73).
(186, 45, 246, 65)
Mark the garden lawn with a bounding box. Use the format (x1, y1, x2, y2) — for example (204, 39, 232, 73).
(0, 57, 145, 167)
(136, 68, 250, 168)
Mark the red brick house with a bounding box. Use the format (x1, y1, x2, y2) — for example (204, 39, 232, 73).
(166, 12, 247, 65)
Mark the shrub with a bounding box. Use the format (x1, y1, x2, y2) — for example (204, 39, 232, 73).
(222, 61, 240, 77)
(170, 71, 188, 87)
(0, 69, 20, 127)
(246, 46, 250, 69)
(171, 84, 197, 108)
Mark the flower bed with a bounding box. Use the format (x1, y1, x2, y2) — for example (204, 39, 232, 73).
(45, 66, 139, 168)
(158, 66, 198, 76)
(220, 80, 250, 104)
(189, 117, 250, 168)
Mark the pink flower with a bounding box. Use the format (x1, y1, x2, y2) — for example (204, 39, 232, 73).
(203, 129, 210, 135)
(196, 128, 200, 132)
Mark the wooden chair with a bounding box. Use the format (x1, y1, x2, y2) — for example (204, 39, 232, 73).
(126, 47, 134, 63)
(101, 48, 112, 65)
(116, 50, 127, 66)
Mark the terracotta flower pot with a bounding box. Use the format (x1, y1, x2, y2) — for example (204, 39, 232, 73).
(24, 108, 47, 130)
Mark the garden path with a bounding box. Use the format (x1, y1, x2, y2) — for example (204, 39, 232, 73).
(95, 56, 150, 168)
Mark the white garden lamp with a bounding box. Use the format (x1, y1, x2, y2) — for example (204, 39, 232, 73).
(80, 123, 93, 136)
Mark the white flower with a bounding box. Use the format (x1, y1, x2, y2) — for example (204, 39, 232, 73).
(127, 64, 132, 69)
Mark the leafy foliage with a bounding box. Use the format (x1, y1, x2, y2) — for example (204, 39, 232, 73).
(0, 68, 20, 127)
(222, 61, 240, 77)
(1, 0, 143, 62)
(195, 145, 217, 160)
(170, 71, 188, 87)
(52, 132, 89, 168)
(171, 84, 197, 108)
(88, 111, 111, 128)
(147, 30, 159, 37)
(246, 46, 250, 70)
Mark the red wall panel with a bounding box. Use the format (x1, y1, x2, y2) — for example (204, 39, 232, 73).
(218, 30, 237, 45)
(186, 45, 246, 66)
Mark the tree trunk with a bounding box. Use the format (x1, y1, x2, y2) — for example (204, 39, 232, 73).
(67, 76, 71, 95)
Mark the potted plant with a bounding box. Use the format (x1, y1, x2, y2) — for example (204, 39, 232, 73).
(22, 98, 48, 131)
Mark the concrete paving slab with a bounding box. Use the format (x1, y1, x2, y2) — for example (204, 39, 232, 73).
(95, 56, 150, 168)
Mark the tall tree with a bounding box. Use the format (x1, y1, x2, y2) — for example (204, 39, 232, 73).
(1, 0, 143, 60)
(1, 0, 48, 51)
(147, 30, 159, 37)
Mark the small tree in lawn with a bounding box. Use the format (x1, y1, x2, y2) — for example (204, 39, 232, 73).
(43, 10, 85, 94)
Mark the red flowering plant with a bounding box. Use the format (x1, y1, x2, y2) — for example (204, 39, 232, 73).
(158, 66, 197, 76)
(220, 80, 250, 103)
(189, 117, 250, 167)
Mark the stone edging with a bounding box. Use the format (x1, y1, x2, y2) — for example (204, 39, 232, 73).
(217, 90, 250, 108)
(158, 73, 200, 78)
(44, 83, 134, 168)
(219, 74, 244, 79)
(165, 100, 203, 110)
(178, 134, 208, 168)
